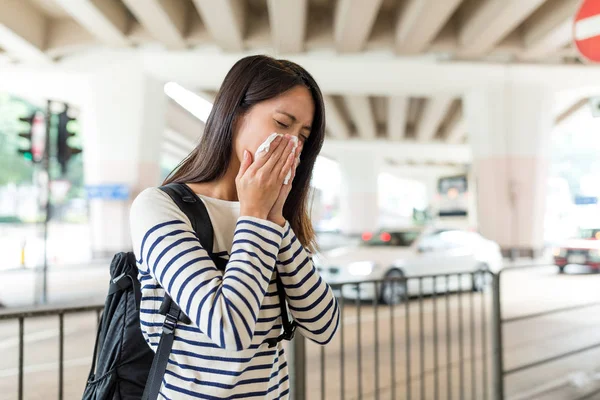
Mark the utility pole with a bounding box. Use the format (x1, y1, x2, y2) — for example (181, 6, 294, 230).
(39, 100, 52, 304)
(17, 106, 48, 303)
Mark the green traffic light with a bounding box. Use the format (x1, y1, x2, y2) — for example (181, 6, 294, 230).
(23, 152, 32, 161)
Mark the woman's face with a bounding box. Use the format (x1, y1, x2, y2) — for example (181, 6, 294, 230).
(234, 85, 314, 162)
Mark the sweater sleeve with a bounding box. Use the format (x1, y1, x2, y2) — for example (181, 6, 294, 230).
(130, 187, 285, 351)
(276, 223, 340, 345)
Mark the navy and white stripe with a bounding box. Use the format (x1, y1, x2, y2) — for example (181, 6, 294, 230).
(277, 228, 340, 345)
(130, 187, 338, 399)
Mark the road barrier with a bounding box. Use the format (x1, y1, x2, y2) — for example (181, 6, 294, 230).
(2, 266, 600, 399)
(299, 271, 494, 400)
(0, 304, 103, 400)
(493, 264, 600, 400)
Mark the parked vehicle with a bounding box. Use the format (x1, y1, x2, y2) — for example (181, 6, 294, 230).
(316, 227, 503, 304)
(553, 228, 600, 274)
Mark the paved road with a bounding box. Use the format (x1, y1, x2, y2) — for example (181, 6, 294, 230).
(2, 264, 600, 399)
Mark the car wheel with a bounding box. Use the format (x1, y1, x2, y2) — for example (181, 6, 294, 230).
(472, 264, 491, 292)
(558, 266, 565, 274)
(380, 269, 407, 305)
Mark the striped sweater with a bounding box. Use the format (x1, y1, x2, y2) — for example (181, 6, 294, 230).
(129, 187, 340, 399)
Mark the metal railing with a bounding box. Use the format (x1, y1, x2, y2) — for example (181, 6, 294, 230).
(0, 303, 103, 400)
(299, 271, 494, 400)
(3, 266, 600, 399)
(494, 264, 600, 400)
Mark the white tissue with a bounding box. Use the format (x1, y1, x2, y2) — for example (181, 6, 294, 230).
(254, 133, 299, 185)
(255, 133, 280, 156)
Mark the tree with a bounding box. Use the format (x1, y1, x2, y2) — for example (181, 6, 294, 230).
(0, 94, 39, 186)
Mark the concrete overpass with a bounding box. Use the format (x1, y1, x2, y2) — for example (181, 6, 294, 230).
(0, 0, 596, 256)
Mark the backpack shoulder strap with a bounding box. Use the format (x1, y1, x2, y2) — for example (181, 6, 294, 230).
(142, 299, 182, 400)
(143, 183, 215, 400)
(158, 182, 214, 254)
(266, 272, 297, 348)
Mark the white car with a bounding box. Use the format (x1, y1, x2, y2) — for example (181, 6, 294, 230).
(315, 228, 503, 304)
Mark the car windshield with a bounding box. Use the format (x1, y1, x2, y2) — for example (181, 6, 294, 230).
(361, 231, 421, 247)
(579, 229, 600, 240)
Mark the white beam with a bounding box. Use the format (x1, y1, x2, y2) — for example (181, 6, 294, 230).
(322, 139, 471, 165)
(416, 97, 454, 142)
(267, 0, 307, 54)
(0, 0, 49, 62)
(522, 0, 579, 59)
(162, 138, 191, 162)
(459, 0, 545, 56)
(128, 21, 156, 45)
(123, 0, 188, 49)
(396, 0, 463, 54)
(142, 51, 505, 96)
(387, 97, 408, 141)
(166, 100, 205, 144)
(334, 0, 383, 53)
(196, 90, 216, 104)
(445, 107, 466, 144)
(130, 50, 600, 96)
(324, 96, 350, 139)
(164, 128, 197, 152)
(0, 65, 87, 105)
(344, 96, 376, 139)
(191, 0, 246, 51)
(54, 0, 130, 46)
(0, 50, 12, 65)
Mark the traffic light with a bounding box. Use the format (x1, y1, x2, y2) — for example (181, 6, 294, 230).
(17, 111, 45, 162)
(57, 105, 82, 175)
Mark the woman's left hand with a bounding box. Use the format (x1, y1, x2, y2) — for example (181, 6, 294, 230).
(267, 142, 302, 227)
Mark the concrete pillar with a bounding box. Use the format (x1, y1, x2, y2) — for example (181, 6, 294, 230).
(80, 59, 166, 257)
(466, 169, 478, 229)
(338, 151, 380, 235)
(465, 83, 553, 257)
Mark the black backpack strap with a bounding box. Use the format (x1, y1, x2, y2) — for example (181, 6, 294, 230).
(108, 254, 142, 310)
(142, 301, 182, 400)
(156, 182, 214, 324)
(142, 183, 215, 400)
(86, 313, 103, 382)
(266, 271, 297, 348)
(159, 182, 215, 256)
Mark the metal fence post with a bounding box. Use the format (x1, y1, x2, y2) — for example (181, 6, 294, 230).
(491, 273, 505, 400)
(289, 334, 306, 400)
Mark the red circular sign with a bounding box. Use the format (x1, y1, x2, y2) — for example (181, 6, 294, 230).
(574, 0, 600, 62)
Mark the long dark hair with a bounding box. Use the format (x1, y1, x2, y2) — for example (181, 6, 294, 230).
(163, 55, 326, 252)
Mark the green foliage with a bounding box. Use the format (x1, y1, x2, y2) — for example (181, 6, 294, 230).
(0, 94, 39, 186)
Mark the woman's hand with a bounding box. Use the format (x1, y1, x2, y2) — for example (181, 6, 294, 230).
(236, 135, 297, 220)
(267, 141, 303, 227)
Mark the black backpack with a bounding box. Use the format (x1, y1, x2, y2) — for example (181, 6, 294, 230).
(82, 183, 296, 400)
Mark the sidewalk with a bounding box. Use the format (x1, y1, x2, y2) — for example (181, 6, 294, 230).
(0, 262, 110, 308)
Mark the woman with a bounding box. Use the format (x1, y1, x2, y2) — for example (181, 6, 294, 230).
(129, 55, 340, 399)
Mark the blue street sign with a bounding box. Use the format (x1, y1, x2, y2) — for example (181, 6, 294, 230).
(86, 184, 130, 200)
(575, 196, 598, 205)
